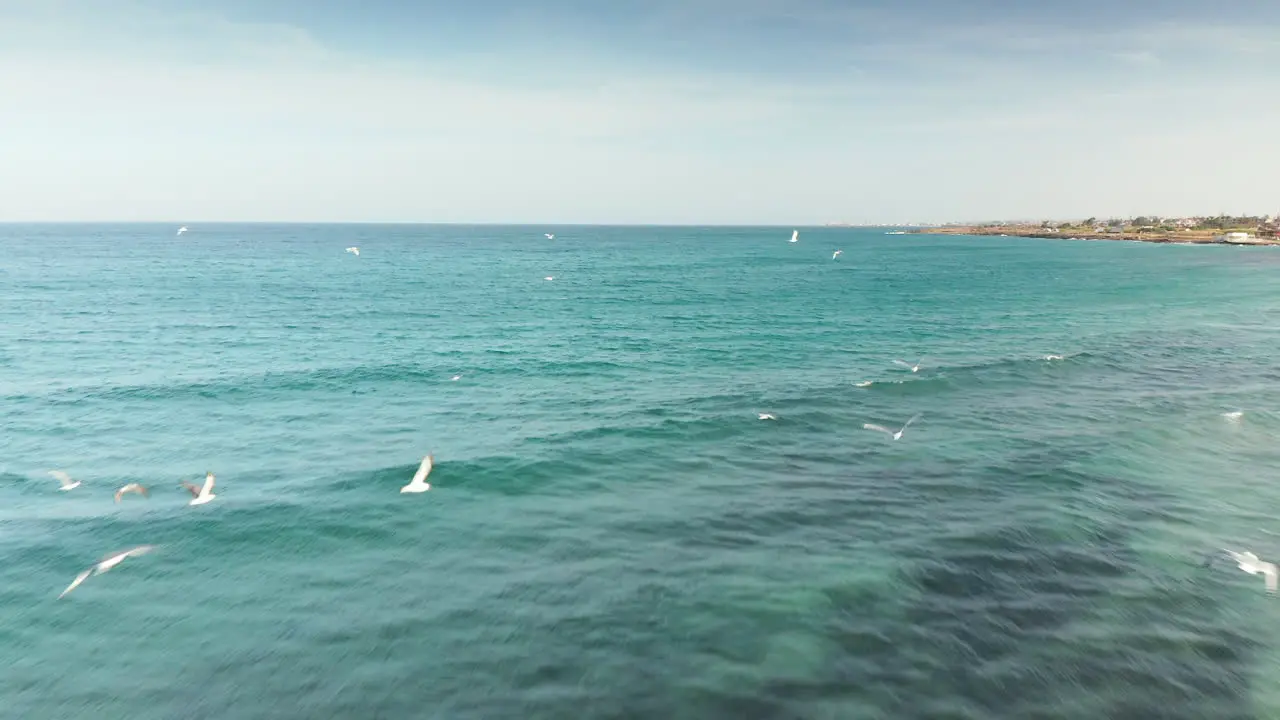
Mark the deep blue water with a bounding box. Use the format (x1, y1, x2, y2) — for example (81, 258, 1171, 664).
(4, 224, 1280, 719)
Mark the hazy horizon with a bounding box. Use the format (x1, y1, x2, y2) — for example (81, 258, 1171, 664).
(3, 1, 1278, 225)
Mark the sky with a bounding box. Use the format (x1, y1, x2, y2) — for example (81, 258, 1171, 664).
(1, 0, 1278, 224)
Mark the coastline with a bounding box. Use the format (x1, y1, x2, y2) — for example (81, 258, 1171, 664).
(909, 225, 1280, 245)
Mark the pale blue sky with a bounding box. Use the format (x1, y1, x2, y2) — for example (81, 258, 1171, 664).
(1, 0, 1277, 224)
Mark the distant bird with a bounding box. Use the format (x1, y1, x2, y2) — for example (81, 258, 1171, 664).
(893, 358, 923, 373)
(176, 226, 188, 236)
(854, 381, 873, 388)
(832, 250, 842, 259)
(1044, 354, 1065, 361)
(758, 413, 777, 421)
(545, 233, 555, 239)
(790, 230, 799, 243)
(179, 472, 217, 506)
(545, 276, 555, 281)
(58, 545, 155, 599)
(863, 414, 921, 441)
(345, 246, 360, 256)
(1223, 411, 1244, 423)
(1224, 549, 1278, 593)
(113, 483, 149, 503)
(451, 374, 462, 382)
(49, 470, 80, 491)
(401, 455, 433, 494)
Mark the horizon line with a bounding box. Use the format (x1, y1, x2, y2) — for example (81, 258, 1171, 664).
(0, 220, 928, 228)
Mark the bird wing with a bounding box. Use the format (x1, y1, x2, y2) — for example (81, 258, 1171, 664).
(115, 483, 147, 502)
(49, 470, 74, 487)
(903, 414, 922, 429)
(411, 455, 433, 485)
(180, 481, 201, 498)
(59, 569, 92, 599)
(201, 474, 215, 495)
(124, 545, 154, 559)
(101, 546, 152, 566)
(863, 424, 893, 435)
(1265, 564, 1279, 593)
(892, 360, 912, 368)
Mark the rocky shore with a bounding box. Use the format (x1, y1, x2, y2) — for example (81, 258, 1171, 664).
(910, 225, 1279, 245)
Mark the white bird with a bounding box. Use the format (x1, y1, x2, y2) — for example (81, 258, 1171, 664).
(1044, 354, 1065, 361)
(832, 250, 842, 259)
(863, 414, 922, 441)
(58, 545, 155, 599)
(758, 413, 777, 421)
(1225, 549, 1278, 593)
(545, 276, 555, 281)
(401, 455, 433, 494)
(790, 230, 799, 243)
(545, 233, 555, 239)
(893, 358, 923, 373)
(179, 472, 217, 506)
(114, 483, 149, 503)
(49, 470, 80, 491)
(346, 246, 360, 256)
(451, 374, 462, 382)
(176, 226, 188, 236)
(1223, 411, 1244, 423)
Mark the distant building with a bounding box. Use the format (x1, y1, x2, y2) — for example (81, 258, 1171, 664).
(1216, 232, 1259, 244)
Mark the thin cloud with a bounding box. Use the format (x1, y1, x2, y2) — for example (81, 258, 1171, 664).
(1, 1, 1278, 223)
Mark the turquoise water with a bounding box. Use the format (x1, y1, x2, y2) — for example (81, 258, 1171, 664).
(4, 224, 1280, 718)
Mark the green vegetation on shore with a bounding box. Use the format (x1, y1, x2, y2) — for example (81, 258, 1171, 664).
(916, 213, 1279, 242)
(915, 213, 1280, 244)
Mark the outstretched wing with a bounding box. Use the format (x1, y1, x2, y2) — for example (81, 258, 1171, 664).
(123, 545, 155, 560)
(892, 360, 912, 369)
(411, 455, 433, 485)
(903, 414, 922, 429)
(114, 483, 149, 502)
(1265, 564, 1279, 593)
(49, 470, 74, 488)
(59, 569, 92, 599)
(201, 474, 215, 495)
(863, 424, 893, 435)
(180, 481, 201, 498)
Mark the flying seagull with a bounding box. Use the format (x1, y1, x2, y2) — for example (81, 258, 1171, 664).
(1224, 549, 1278, 593)
(401, 455, 433, 494)
(545, 233, 555, 239)
(790, 230, 799, 243)
(863, 414, 922, 441)
(179, 472, 217, 506)
(545, 276, 555, 281)
(114, 483, 149, 503)
(59, 545, 155, 599)
(49, 470, 80, 491)
(893, 358, 923, 373)
(832, 250, 842, 260)
(451, 374, 462, 381)
(345, 246, 360, 256)
(1223, 411, 1244, 423)
(176, 226, 188, 236)
(758, 413, 777, 421)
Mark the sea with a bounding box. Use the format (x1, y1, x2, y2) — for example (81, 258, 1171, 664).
(3, 224, 1280, 719)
